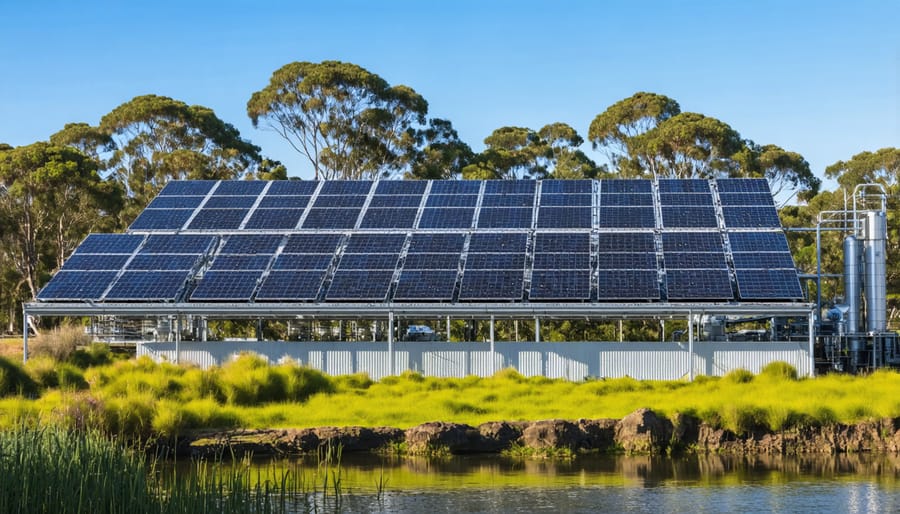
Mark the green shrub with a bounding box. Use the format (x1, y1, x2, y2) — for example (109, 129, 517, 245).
(275, 363, 333, 401)
(335, 372, 374, 391)
(70, 343, 114, 368)
(56, 364, 88, 391)
(29, 323, 91, 362)
(493, 367, 526, 383)
(0, 357, 39, 397)
(217, 353, 286, 404)
(26, 355, 59, 389)
(723, 368, 754, 384)
(759, 361, 798, 381)
(722, 403, 768, 435)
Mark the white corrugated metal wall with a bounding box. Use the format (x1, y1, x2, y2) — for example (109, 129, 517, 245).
(137, 340, 811, 380)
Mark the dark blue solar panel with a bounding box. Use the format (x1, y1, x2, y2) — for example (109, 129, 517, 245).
(537, 207, 592, 228)
(272, 253, 334, 270)
(344, 233, 406, 253)
(258, 196, 310, 208)
(403, 253, 462, 270)
(213, 181, 266, 196)
(62, 254, 131, 271)
(369, 195, 423, 207)
(723, 206, 781, 228)
(477, 208, 533, 228)
(360, 208, 418, 229)
(75, 234, 145, 254)
(659, 193, 713, 206)
(319, 181, 373, 195)
(465, 253, 525, 270)
(459, 270, 524, 300)
(283, 233, 343, 254)
(540, 180, 593, 194)
(312, 195, 367, 208)
(665, 269, 733, 300)
(717, 178, 769, 193)
(534, 233, 590, 253)
(597, 270, 660, 299)
(533, 253, 591, 270)
(735, 269, 803, 300)
(600, 193, 654, 206)
(530, 270, 590, 300)
(37, 271, 119, 300)
(602, 180, 651, 193)
(203, 196, 257, 209)
(105, 271, 191, 300)
(142, 235, 215, 254)
(190, 271, 263, 301)
(301, 208, 361, 229)
(598, 207, 655, 228)
(339, 253, 399, 270)
(418, 208, 475, 228)
(187, 209, 249, 230)
(408, 233, 466, 253)
(220, 234, 282, 254)
(658, 179, 710, 193)
(267, 181, 319, 195)
(425, 194, 478, 207)
(597, 253, 657, 270)
(731, 252, 796, 269)
(429, 180, 482, 194)
(256, 270, 326, 300)
(209, 255, 273, 271)
(662, 232, 721, 252)
(393, 270, 458, 301)
(661, 206, 718, 228)
(244, 209, 305, 230)
(482, 194, 534, 207)
(326, 270, 394, 301)
(375, 181, 427, 195)
(728, 231, 790, 252)
(469, 232, 528, 252)
(483, 181, 536, 194)
(597, 232, 655, 253)
(664, 252, 727, 269)
(146, 196, 205, 209)
(158, 181, 216, 196)
(540, 194, 592, 206)
(718, 193, 774, 206)
(127, 254, 201, 270)
(129, 209, 193, 230)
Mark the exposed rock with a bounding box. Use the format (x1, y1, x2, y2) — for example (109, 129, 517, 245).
(521, 419, 582, 450)
(614, 408, 672, 454)
(478, 421, 526, 452)
(404, 421, 482, 454)
(578, 418, 617, 451)
(313, 426, 403, 452)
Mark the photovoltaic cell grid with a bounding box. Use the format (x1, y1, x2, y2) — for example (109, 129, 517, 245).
(461, 231, 528, 301)
(728, 231, 802, 300)
(395, 232, 465, 300)
(530, 232, 591, 300)
(328, 233, 406, 301)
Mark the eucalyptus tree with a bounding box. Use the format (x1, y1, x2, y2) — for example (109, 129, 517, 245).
(406, 118, 474, 180)
(247, 60, 428, 180)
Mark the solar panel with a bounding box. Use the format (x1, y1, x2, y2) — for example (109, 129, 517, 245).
(209, 255, 273, 271)
(600, 193, 654, 206)
(403, 253, 462, 270)
(320, 181, 373, 195)
(61, 254, 131, 271)
(37, 271, 119, 300)
(369, 195, 423, 207)
(735, 269, 803, 300)
(375, 181, 427, 195)
(326, 270, 394, 301)
(301, 208, 361, 229)
(221, 234, 283, 254)
(258, 196, 310, 208)
(146, 196, 205, 209)
(477, 208, 533, 228)
(597, 270, 660, 299)
(312, 195, 367, 208)
(723, 206, 781, 228)
(659, 193, 713, 206)
(203, 196, 257, 209)
(129, 209, 194, 230)
(662, 232, 722, 252)
(344, 233, 406, 253)
(597, 253, 657, 270)
(360, 208, 418, 229)
(483, 180, 535, 194)
(540, 180, 592, 194)
(393, 270, 458, 301)
(283, 233, 343, 254)
(142, 235, 216, 254)
(266, 181, 318, 195)
(597, 232, 655, 253)
(718, 192, 774, 206)
(244, 209, 305, 230)
(425, 194, 479, 207)
(213, 181, 266, 196)
(482, 194, 534, 207)
(537, 207, 592, 228)
(539, 194, 593, 206)
(602, 180, 651, 193)
(127, 254, 202, 271)
(728, 231, 790, 252)
(75, 234, 145, 254)
(661, 206, 718, 228)
(665, 269, 733, 300)
(658, 179, 710, 193)
(598, 207, 655, 228)
(190, 271, 263, 301)
(534, 232, 590, 253)
(469, 232, 528, 252)
(158, 181, 216, 196)
(530, 270, 590, 300)
(418, 208, 475, 228)
(256, 270, 326, 300)
(459, 270, 524, 300)
(338, 253, 399, 270)
(272, 253, 334, 270)
(731, 252, 796, 269)
(407, 233, 466, 253)
(429, 180, 482, 194)
(187, 209, 249, 230)
(717, 178, 769, 193)
(532, 253, 591, 270)
(664, 252, 727, 269)
(465, 253, 525, 270)
(104, 271, 191, 300)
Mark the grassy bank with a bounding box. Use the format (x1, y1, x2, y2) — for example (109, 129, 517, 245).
(2, 349, 900, 439)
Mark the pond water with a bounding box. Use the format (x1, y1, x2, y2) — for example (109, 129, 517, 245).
(181, 453, 900, 513)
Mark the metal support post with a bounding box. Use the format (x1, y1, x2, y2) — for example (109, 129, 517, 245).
(688, 310, 694, 381)
(388, 311, 394, 376)
(490, 315, 496, 375)
(175, 316, 182, 365)
(22, 307, 28, 364)
(808, 311, 816, 377)
(534, 317, 540, 342)
(446, 315, 451, 341)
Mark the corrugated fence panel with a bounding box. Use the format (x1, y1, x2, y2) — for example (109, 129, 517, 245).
(701, 342, 810, 377)
(423, 351, 468, 377)
(516, 351, 544, 377)
(597, 344, 690, 380)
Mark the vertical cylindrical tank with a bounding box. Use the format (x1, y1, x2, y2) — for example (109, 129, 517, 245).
(864, 210, 888, 332)
(843, 235, 862, 334)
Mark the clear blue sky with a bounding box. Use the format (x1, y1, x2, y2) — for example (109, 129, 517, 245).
(2, 0, 898, 188)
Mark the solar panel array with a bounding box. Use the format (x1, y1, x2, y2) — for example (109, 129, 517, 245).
(37, 178, 803, 304)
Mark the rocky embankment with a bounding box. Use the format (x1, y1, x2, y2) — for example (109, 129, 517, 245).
(179, 408, 900, 458)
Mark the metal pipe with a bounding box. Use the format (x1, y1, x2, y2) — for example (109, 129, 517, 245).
(864, 211, 888, 332)
(688, 310, 694, 381)
(808, 310, 815, 377)
(534, 317, 540, 342)
(175, 316, 182, 365)
(388, 311, 394, 376)
(844, 235, 862, 334)
(490, 315, 495, 375)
